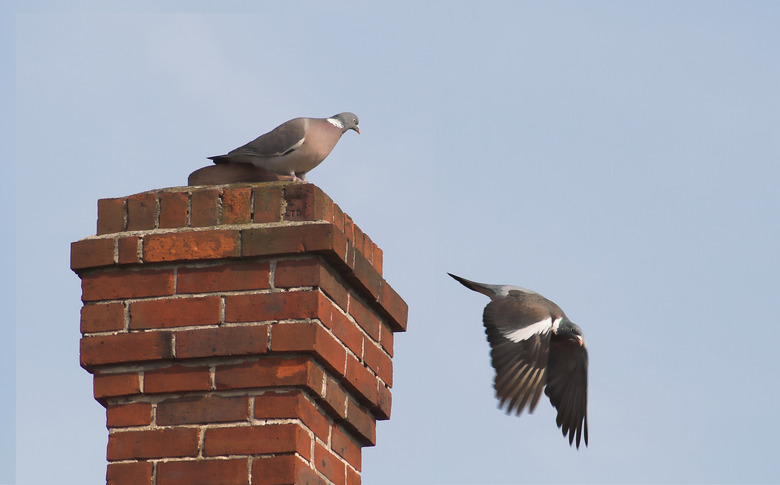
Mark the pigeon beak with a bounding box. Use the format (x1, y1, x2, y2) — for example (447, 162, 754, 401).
(577, 336, 584, 346)
(355, 126, 361, 135)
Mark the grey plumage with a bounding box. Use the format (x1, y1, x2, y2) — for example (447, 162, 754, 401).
(209, 112, 360, 182)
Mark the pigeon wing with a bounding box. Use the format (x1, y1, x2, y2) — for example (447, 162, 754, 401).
(230, 117, 307, 158)
(483, 292, 553, 415)
(545, 338, 589, 448)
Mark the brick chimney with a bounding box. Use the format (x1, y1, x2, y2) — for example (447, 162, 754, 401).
(70, 183, 408, 485)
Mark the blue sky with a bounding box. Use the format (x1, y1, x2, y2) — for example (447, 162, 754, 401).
(8, 2, 780, 484)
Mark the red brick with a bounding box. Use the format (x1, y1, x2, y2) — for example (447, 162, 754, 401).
(253, 185, 283, 223)
(80, 268, 174, 302)
(225, 290, 323, 323)
(376, 383, 392, 421)
(344, 355, 379, 406)
(342, 214, 355, 245)
(347, 466, 361, 485)
(175, 325, 269, 359)
(107, 461, 153, 485)
(204, 423, 311, 459)
(143, 230, 240, 263)
(274, 258, 348, 310)
(254, 391, 331, 442)
(93, 372, 141, 400)
(314, 442, 346, 484)
(158, 459, 249, 485)
(352, 252, 382, 301)
(97, 197, 126, 235)
(159, 191, 189, 229)
(117, 235, 140, 265)
(108, 428, 199, 460)
(106, 402, 152, 427)
(332, 203, 345, 233)
(144, 364, 211, 394)
(242, 224, 348, 263)
(373, 246, 383, 275)
(319, 375, 348, 421)
(127, 192, 157, 231)
(157, 395, 248, 425)
(70, 238, 114, 271)
(215, 356, 323, 394)
(331, 425, 362, 471)
(378, 281, 408, 332)
(252, 455, 326, 485)
(191, 189, 220, 227)
(345, 399, 376, 446)
(222, 186, 252, 224)
(270, 322, 347, 375)
(80, 332, 173, 369)
(363, 339, 392, 386)
(379, 322, 394, 357)
(81, 302, 124, 333)
(326, 308, 363, 358)
(348, 295, 380, 342)
(178, 261, 270, 294)
(283, 184, 334, 222)
(129, 296, 220, 329)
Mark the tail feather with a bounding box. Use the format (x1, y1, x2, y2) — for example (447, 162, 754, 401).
(447, 273, 500, 299)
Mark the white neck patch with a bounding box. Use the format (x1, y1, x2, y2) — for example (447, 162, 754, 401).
(327, 118, 344, 129)
(551, 316, 564, 334)
(502, 317, 553, 343)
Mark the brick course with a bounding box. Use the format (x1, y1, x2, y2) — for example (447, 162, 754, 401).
(72, 183, 407, 484)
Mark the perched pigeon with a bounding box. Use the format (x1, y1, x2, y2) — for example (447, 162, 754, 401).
(448, 273, 589, 448)
(209, 112, 360, 182)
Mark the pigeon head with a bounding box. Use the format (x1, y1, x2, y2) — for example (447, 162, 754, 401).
(554, 318, 585, 346)
(330, 112, 361, 134)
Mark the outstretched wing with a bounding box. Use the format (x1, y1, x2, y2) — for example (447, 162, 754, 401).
(545, 338, 589, 448)
(483, 292, 553, 415)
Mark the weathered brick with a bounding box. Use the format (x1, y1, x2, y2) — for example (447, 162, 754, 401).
(175, 325, 269, 359)
(254, 391, 331, 442)
(81, 302, 124, 334)
(106, 402, 152, 428)
(326, 307, 363, 358)
(117, 236, 140, 265)
(221, 186, 252, 225)
(97, 197, 126, 235)
(191, 189, 220, 227)
(344, 355, 380, 406)
(319, 375, 348, 421)
(81, 268, 174, 302)
(177, 261, 270, 294)
(93, 372, 141, 400)
(348, 295, 380, 342)
(108, 428, 199, 460)
(252, 184, 283, 223)
(143, 230, 240, 263)
(157, 395, 248, 425)
(347, 466, 361, 485)
(283, 183, 334, 222)
(363, 339, 392, 386)
(251, 455, 326, 485)
(144, 364, 211, 394)
(127, 192, 157, 231)
(159, 190, 189, 229)
(81, 332, 173, 369)
(379, 322, 394, 357)
(378, 280, 408, 332)
(70, 238, 114, 271)
(331, 424, 362, 471)
(215, 356, 323, 394)
(373, 245, 383, 275)
(129, 296, 221, 330)
(225, 290, 323, 323)
(376, 383, 392, 421)
(314, 441, 346, 484)
(270, 322, 347, 376)
(204, 423, 311, 460)
(352, 251, 382, 301)
(242, 224, 348, 264)
(158, 459, 249, 485)
(344, 399, 376, 446)
(274, 258, 348, 310)
(107, 461, 153, 485)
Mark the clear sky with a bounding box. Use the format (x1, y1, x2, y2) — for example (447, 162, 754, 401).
(8, 2, 780, 484)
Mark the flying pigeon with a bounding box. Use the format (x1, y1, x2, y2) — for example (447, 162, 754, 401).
(208, 112, 360, 182)
(448, 273, 589, 448)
